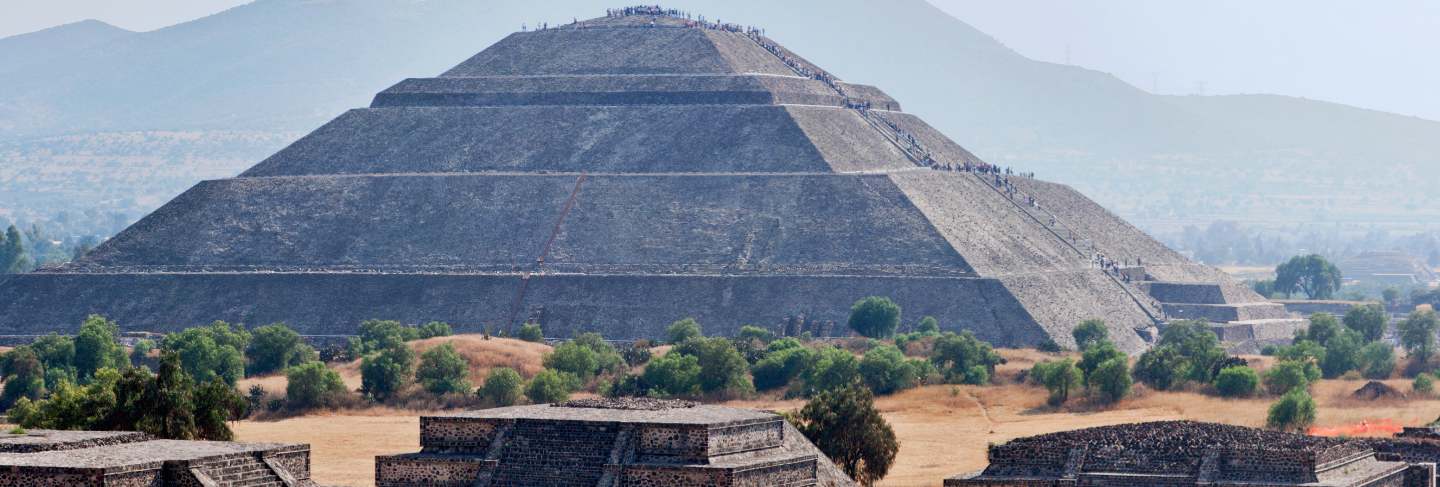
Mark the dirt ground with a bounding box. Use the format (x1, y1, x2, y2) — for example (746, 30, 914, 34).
(233, 347, 1440, 487)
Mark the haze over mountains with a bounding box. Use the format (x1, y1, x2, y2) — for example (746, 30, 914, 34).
(2, 0, 1436, 245)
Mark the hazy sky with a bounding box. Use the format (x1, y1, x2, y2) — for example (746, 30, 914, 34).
(4, 0, 1437, 120)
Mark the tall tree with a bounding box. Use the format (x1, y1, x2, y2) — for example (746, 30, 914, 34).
(794, 384, 899, 486)
(1343, 304, 1389, 343)
(848, 296, 901, 339)
(0, 225, 26, 273)
(74, 315, 127, 381)
(1274, 254, 1342, 300)
(1399, 310, 1439, 365)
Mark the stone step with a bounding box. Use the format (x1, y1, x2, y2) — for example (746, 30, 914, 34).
(1161, 302, 1290, 323)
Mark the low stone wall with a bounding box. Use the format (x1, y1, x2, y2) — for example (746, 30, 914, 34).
(375, 454, 493, 487)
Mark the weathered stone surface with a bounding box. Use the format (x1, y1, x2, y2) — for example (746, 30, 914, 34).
(0, 8, 1284, 352)
(0, 430, 315, 487)
(950, 421, 1434, 487)
(381, 402, 852, 486)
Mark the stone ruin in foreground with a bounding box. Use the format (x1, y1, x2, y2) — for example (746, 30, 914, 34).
(0, 429, 315, 486)
(376, 398, 855, 486)
(0, 8, 1300, 353)
(949, 421, 1438, 487)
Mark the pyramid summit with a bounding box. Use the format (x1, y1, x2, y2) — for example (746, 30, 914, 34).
(0, 7, 1297, 351)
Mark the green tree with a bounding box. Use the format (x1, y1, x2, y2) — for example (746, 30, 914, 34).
(193, 378, 246, 441)
(802, 346, 861, 396)
(1252, 279, 1278, 298)
(1132, 345, 1186, 391)
(246, 323, 316, 376)
(0, 348, 46, 409)
(673, 337, 753, 397)
(1299, 313, 1342, 346)
(30, 334, 76, 389)
(929, 331, 1004, 385)
(1072, 319, 1109, 350)
(1274, 254, 1342, 300)
(752, 346, 815, 391)
(1383, 288, 1402, 306)
(1266, 389, 1317, 431)
(478, 368, 524, 406)
(1319, 329, 1364, 378)
(794, 384, 898, 486)
(915, 316, 940, 334)
(542, 334, 623, 384)
(1213, 365, 1259, 397)
(0, 225, 27, 273)
(73, 315, 127, 381)
(665, 318, 703, 344)
(1032, 359, 1083, 406)
(516, 323, 545, 342)
(416, 321, 453, 339)
(737, 325, 775, 344)
(416, 343, 472, 395)
(1415, 373, 1435, 396)
(858, 345, 923, 395)
(161, 321, 251, 386)
(642, 352, 701, 397)
(1344, 304, 1389, 343)
(1359, 342, 1397, 379)
(525, 369, 572, 404)
(848, 296, 901, 339)
(355, 320, 412, 355)
(139, 353, 198, 439)
(1158, 320, 1227, 383)
(129, 339, 155, 367)
(1088, 357, 1131, 403)
(1077, 341, 1124, 383)
(285, 361, 347, 410)
(1399, 309, 1439, 364)
(360, 340, 414, 401)
(1275, 340, 1327, 364)
(1264, 360, 1320, 395)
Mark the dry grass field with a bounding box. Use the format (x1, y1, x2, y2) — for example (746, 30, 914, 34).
(231, 346, 1440, 487)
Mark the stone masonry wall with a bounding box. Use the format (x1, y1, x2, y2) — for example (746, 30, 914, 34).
(375, 454, 492, 487)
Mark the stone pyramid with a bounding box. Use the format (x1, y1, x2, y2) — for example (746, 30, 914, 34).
(0, 9, 1297, 351)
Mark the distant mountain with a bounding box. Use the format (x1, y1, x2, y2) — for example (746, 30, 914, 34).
(1, 0, 1436, 233)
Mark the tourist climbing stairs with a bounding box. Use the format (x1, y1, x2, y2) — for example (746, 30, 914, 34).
(490, 420, 621, 486)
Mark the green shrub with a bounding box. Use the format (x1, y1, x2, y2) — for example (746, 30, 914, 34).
(929, 331, 1004, 385)
(516, 323, 544, 343)
(802, 346, 861, 396)
(359, 341, 414, 401)
(737, 325, 774, 344)
(525, 370, 572, 404)
(858, 345, 923, 395)
(665, 318, 703, 345)
(246, 323, 317, 376)
(284, 361, 347, 410)
(1359, 342, 1397, 379)
(915, 316, 940, 334)
(1213, 365, 1259, 397)
(478, 368, 523, 406)
(1263, 360, 1320, 395)
(1088, 357, 1131, 403)
(1071, 319, 1109, 351)
(74, 315, 127, 382)
(416, 343, 472, 395)
(1158, 320, 1227, 384)
(1266, 389, 1317, 431)
(1078, 341, 1124, 383)
(0, 347, 46, 409)
(1414, 373, 1435, 396)
(1319, 329, 1363, 379)
(416, 322, 453, 339)
(672, 337, 752, 397)
(1132, 345, 1187, 391)
(848, 297, 901, 339)
(1343, 304, 1389, 343)
(792, 384, 897, 485)
(752, 346, 815, 391)
(1031, 359, 1082, 406)
(161, 321, 251, 386)
(642, 353, 701, 397)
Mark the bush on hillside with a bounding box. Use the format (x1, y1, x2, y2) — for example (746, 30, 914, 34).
(1213, 365, 1259, 397)
(416, 343, 472, 395)
(285, 361, 347, 410)
(1032, 359, 1083, 406)
(1266, 389, 1317, 431)
(525, 369, 572, 404)
(516, 323, 545, 343)
(929, 331, 1004, 385)
(848, 296, 901, 339)
(665, 318, 703, 345)
(478, 367, 524, 407)
(642, 352, 701, 397)
(247, 323, 317, 376)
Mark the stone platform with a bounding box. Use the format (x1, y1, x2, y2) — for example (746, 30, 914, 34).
(948, 421, 1436, 487)
(376, 398, 855, 486)
(0, 429, 316, 486)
